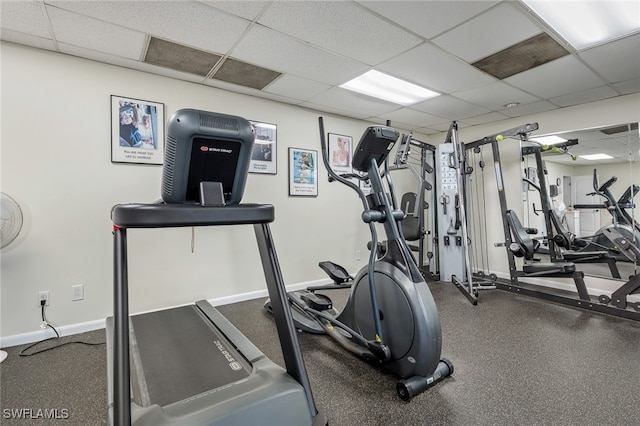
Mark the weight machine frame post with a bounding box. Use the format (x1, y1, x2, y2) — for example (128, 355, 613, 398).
(391, 136, 439, 280)
(533, 148, 561, 262)
(417, 141, 440, 280)
(448, 122, 480, 303)
(414, 141, 428, 271)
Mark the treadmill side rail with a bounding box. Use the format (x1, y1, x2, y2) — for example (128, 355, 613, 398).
(253, 222, 319, 418)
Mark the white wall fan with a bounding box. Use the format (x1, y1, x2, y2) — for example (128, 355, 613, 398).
(1, 192, 24, 363)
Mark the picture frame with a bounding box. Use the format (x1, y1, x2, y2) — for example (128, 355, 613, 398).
(111, 95, 164, 165)
(288, 148, 318, 197)
(327, 133, 353, 176)
(249, 120, 277, 174)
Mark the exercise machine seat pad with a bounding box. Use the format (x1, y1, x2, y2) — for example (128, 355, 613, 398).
(505, 210, 537, 259)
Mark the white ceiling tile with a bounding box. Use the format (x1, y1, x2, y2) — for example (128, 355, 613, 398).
(411, 95, 491, 120)
(432, 2, 542, 62)
(197, 0, 269, 21)
(306, 87, 400, 117)
(377, 43, 496, 94)
(383, 108, 450, 128)
(412, 126, 441, 136)
(0, 30, 56, 51)
(231, 26, 368, 85)
(453, 82, 540, 110)
(299, 101, 370, 121)
(357, 0, 499, 39)
(1, 0, 50, 38)
(203, 78, 304, 106)
(498, 100, 558, 117)
(46, 7, 145, 60)
(264, 75, 332, 102)
(612, 79, 640, 95)
(549, 86, 620, 107)
(579, 33, 640, 84)
(461, 112, 511, 126)
(258, 1, 421, 65)
(428, 121, 461, 133)
(46, 0, 249, 54)
(505, 55, 606, 99)
(58, 43, 206, 84)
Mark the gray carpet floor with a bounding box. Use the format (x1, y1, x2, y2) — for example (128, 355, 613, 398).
(1, 280, 639, 425)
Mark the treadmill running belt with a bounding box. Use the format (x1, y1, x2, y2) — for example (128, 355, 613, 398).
(130, 305, 252, 407)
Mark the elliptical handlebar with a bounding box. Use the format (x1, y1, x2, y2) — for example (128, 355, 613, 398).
(591, 168, 630, 228)
(595, 173, 617, 195)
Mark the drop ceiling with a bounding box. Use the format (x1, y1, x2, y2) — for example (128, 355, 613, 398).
(1, 0, 639, 136)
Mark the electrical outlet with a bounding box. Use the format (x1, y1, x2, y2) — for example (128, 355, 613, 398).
(38, 291, 50, 307)
(72, 284, 84, 301)
(355, 250, 362, 261)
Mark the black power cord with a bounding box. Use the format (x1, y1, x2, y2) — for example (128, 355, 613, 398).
(19, 300, 105, 357)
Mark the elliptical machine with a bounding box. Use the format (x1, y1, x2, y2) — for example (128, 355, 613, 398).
(575, 169, 640, 263)
(267, 117, 452, 401)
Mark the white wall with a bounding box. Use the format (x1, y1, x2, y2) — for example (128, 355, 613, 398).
(0, 43, 421, 339)
(2, 41, 639, 340)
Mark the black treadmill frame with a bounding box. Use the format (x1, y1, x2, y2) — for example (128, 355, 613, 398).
(111, 202, 321, 425)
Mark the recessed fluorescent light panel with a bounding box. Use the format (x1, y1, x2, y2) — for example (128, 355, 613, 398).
(580, 153, 614, 160)
(523, 1, 640, 50)
(530, 135, 568, 146)
(340, 70, 440, 106)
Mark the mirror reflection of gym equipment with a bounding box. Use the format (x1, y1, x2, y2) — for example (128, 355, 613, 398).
(432, 120, 639, 320)
(506, 146, 639, 318)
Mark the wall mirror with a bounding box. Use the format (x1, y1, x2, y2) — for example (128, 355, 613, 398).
(520, 122, 639, 282)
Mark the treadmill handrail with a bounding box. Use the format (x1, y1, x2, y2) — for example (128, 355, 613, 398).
(111, 203, 274, 228)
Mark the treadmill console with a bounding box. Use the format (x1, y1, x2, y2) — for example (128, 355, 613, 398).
(161, 109, 255, 205)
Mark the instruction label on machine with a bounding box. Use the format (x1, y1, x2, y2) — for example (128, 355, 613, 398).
(436, 144, 466, 282)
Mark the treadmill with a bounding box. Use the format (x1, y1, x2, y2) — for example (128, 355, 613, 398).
(106, 109, 325, 425)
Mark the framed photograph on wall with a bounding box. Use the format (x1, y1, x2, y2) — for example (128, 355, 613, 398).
(327, 133, 352, 176)
(288, 148, 318, 197)
(111, 95, 164, 165)
(249, 120, 277, 174)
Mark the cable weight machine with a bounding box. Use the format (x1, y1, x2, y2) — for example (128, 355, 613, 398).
(436, 122, 539, 304)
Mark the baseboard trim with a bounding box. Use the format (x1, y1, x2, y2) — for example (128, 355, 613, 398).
(0, 278, 332, 348)
(0, 319, 107, 349)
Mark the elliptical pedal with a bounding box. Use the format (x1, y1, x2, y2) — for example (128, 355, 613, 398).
(301, 293, 333, 311)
